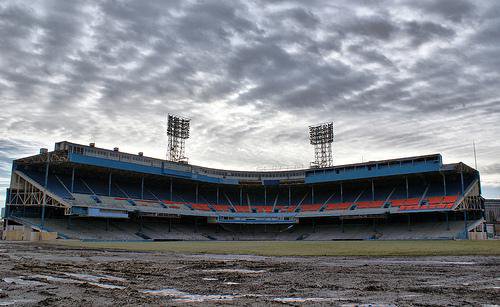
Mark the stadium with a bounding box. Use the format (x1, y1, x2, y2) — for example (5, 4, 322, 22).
(2, 118, 487, 241)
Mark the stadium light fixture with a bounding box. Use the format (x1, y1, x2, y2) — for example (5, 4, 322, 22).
(167, 114, 190, 163)
(309, 122, 334, 168)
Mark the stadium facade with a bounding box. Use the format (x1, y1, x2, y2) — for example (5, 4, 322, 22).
(2, 141, 487, 240)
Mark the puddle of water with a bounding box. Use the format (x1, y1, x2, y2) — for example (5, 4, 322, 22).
(3, 277, 47, 286)
(142, 288, 235, 302)
(87, 282, 125, 289)
(224, 282, 240, 285)
(274, 297, 338, 303)
(64, 273, 125, 283)
(202, 278, 218, 281)
(0, 299, 37, 306)
(31, 274, 83, 284)
(143, 288, 186, 296)
(27, 274, 125, 289)
(202, 269, 266, 274)
(401, 294, 422, 298)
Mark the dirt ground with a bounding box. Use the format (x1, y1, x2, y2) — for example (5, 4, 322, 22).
(0, 241, 498, 306)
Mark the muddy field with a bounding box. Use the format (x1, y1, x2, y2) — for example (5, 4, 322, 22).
(0, 241, 498, 306)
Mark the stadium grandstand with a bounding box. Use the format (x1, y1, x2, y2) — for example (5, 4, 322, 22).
(2, 139, 486, 241)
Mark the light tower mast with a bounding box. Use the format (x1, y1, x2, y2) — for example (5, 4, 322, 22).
(167, 114, 190, 163)
(309, 122, 334, 168)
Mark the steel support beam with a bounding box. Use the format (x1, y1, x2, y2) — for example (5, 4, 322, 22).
(41, 152, 50, 228)
(311, 185, 314, 204)
(264, 186, 267, 205)
(141, 177, 144, 199)
(170, 179, 173, 201)
(442, 173, 447, 196)
(460, 171, 464, 195)
(71, 168, 75, 193)
(288, 186, 291, 207)
(216, 186, 219, 204)
(405, 176, 409, 199)
(108, 172, 112, 197)
(371, 180, 375, 201)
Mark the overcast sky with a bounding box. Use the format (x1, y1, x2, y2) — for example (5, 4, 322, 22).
(1, 0, 499, 206)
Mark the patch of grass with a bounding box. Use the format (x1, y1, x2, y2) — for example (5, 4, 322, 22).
(50, 240, 500, 257)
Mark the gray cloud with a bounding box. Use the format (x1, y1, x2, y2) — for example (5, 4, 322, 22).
(0, 0, 499, 203)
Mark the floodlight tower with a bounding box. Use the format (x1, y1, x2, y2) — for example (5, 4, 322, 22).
(309, 122, 334, 168)
(167, 114, 190, 163)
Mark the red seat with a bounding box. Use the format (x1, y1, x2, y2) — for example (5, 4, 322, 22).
(301, 204, 322, 211)
(324, 202, 351, 210)
(406, 198, 420, 205)
(443, 196, 458, 203)
(213, 205, 231, 212)
(234, 205, 251, 212)
(191, 203, 211, 211)
(356, 201, 384, 209)
(428, 196, 444, 204)
(390, 199, 406, 207)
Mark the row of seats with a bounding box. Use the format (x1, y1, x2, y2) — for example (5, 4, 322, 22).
(73, 192, 459, 213)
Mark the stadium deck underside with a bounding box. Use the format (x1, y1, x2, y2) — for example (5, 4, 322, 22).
(3, 142, 486, 240)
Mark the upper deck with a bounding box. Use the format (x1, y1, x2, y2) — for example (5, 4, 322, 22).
(13, 141, 472, 186)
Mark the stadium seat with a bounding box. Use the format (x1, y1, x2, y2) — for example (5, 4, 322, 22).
(213, 205, 231, 212)
(356, 201, 384, 209)
(191, 203, 211, 211)
(443, 196, 458, 203)
(234, 205, 251, 213)
(300, 204, 322, 211)
(324, 202, 351, 210)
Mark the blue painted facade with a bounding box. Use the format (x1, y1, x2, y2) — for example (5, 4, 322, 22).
(68, 153, 239, 185)
(69, 152, 445, 185)
(305, 159, 442, 184)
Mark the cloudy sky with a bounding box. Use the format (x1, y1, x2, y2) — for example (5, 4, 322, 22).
(1, 0, 499, 206)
